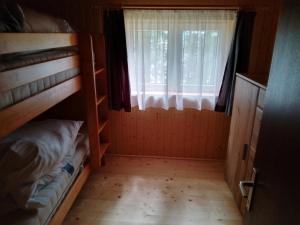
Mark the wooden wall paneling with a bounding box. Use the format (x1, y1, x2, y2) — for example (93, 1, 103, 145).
(142, 109, 155, 156)
(207, 111, 217, 158)
(247, 6, 265, 76)
(197, 110, 206, 158)
(127, 109, 137, 155)
(171, 110, 181, 157)
(150, 110, 159, 156)
(185, 110, 193, 158)
(120, 112, 127, 154)
(134, 109, 142, 155)
(247, 4, 279, 84)
(154, 110, 163, 156)
(212, 112, 222, 159)
(184, 110, 193, 158)
(109, 111, 117, 153)
(259, 5, 280, 77)
(119, 110, 127, 155)
(38, 91, 86, 122)
(264, 5, 279, 73)
(257, 7, 273, 75)
(148, 110, 157, 156)
(110, 108, 230, 159)
(90, 5, 104, 33)
(194, 110, 205, 158)
(208, 112, 219, 159)
(182, 111, 189, 157)
(188, 111, 195, 157)
(92, 35, 106, 67)
(191, 111, 199, 158)
(157, 111, 165, 156)
(162, 110, 171, 157)
(167, 110, 177, 157)
(118, 111, 125, 154)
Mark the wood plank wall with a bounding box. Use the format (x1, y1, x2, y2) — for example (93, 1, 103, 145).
(109, 108, 231, 159)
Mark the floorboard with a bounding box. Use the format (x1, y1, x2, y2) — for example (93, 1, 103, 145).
(62, 156, 242, 225)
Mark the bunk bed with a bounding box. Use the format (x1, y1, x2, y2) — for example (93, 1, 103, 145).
(0, 33, 81, 139)
(0, 3, 92, 225)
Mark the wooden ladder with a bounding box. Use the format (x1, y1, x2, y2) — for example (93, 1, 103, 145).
(80, 34, 110, 169)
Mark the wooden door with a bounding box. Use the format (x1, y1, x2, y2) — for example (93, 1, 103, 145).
(245, 0, 300, 224)
(226, 76, 259, 206)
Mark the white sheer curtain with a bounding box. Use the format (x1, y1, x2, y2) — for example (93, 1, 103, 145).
(124, 10, 237, 110)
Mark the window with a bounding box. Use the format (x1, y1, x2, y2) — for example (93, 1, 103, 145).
(124, 10, 237, 110)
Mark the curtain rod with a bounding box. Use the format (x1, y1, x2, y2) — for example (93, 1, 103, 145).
(121, 5, 240, 10)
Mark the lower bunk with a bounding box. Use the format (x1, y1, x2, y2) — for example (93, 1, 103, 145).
(0, 120, 91, 225)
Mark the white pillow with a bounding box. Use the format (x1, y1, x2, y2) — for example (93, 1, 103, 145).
(0, 119, 83, 209)
(22, 5, 74, 33)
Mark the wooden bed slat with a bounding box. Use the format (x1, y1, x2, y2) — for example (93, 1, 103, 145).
(0, 55, 80, 92)
(0, 33, 78, 54)
(49, 164, 91, 225)
(0, 76, 81, 139)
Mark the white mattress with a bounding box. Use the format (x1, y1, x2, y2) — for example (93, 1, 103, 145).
(0, 131, 89, 225)
(0, 47, 80, 110)
(0, 67, 79, 110)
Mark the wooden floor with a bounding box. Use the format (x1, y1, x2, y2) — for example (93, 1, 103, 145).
(63, 156, 242, 225)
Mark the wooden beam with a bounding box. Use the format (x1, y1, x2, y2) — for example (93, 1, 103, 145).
(0, 33, 78, 54)
(0, 56, 80, 92)
(0, 76, 82, 139)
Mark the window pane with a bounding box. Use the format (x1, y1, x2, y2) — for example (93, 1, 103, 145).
(124, 10, 236, 110)
(142, 30, 168, 88)
(182, 30, 220, 94)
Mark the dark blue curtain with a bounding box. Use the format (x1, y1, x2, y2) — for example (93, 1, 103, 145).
(104, 9, 131, 112)
(215, 11, 256, 115)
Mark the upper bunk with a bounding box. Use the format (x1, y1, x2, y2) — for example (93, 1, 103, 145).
(0, 3, 82, 139)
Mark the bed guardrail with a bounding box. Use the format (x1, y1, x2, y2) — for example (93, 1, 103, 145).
(0, 33, 78, 54)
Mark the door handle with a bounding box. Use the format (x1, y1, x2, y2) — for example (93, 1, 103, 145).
(240, 168, 257, 211)
(239, 181, 254, 198)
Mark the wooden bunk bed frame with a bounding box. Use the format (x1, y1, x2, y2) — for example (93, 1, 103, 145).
(0, 33, 92, 225)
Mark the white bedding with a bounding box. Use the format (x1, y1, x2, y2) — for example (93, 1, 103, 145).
(0, 129, 89, 225)
(0, 120, 83, 210)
